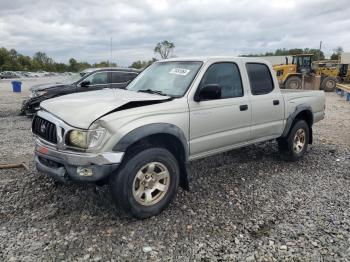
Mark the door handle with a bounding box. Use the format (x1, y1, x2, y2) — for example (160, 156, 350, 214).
(239, 104, 248, 111)
(273, 100, 280, 105)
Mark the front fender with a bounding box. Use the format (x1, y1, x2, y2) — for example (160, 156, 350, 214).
(113, 123, 189, 159)
(112, 123, 190, 190)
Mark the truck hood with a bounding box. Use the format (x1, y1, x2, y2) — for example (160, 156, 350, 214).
(40, 89, 170, 129)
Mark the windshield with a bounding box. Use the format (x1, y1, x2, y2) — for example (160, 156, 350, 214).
(127, 61, 203, 97)
(61, 72, 87, 84)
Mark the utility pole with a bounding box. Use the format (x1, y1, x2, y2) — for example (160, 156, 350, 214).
(318, 41, 322, 60)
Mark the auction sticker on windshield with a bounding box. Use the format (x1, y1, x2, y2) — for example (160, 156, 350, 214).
(169, 68, 191, 76)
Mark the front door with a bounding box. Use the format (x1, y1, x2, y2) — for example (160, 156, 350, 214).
(189, 62, 251, 157)
(77, 71, 110, 92)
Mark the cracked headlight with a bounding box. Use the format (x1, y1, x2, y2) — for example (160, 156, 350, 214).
(68, 128, 106, 149)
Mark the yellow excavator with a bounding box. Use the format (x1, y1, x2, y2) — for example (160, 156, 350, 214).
(274, 54, 314, 90)
(273, 54, 340, 92)
(314, 60, 350, 82)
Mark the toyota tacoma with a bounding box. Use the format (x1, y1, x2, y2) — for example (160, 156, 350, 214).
(32, 57, 326, 218)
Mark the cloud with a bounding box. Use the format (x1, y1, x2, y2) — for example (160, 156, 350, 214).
(1, 0, 349, 66)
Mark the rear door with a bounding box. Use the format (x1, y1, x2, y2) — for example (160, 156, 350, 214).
(189, 61, 251, 157)
(246, 63, 285, 140)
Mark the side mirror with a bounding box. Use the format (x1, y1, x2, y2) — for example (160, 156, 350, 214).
(80, 80, 91, 87)
(194, 84, 221, 102)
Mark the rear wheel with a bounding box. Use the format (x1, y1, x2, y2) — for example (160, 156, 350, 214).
(321, 76, 337, 92)
(278, 120, 309, 161)
(109, 147, 180, 219)
(284, 76, 302, 89)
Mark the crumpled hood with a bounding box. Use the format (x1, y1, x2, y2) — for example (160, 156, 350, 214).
(30, 82, 66, 92)
(40, 89, 170, 129)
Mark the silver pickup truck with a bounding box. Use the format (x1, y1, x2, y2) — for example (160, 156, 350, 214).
(32, 57, 325, 218)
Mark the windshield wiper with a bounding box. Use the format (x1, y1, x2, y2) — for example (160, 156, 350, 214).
(137, 89, 168, 96)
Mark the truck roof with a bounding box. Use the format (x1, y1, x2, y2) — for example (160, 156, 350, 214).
(82, 67, 140, 73)
(160, 56, 273, 65)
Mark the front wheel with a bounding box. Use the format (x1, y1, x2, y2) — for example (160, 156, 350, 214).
(109, 147, 180, 219)
(321, 76, 337, 92)
(278, 120, 309, 161)
(284, 76, 302, 89)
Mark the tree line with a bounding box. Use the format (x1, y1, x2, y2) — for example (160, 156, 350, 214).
(241, 46, 344, 61)
(1, 42, 344, 73)
(241, 48, 326, 60)
(0, 41, 176, 72)
(0, 47, 116, 72)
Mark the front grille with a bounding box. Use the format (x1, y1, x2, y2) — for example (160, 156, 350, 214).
(32, 116, 57, 144)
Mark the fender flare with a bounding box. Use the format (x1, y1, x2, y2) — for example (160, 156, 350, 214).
(113, 123, 190, 190)
(113, 123, 188, 156)
(281, 104, 314, 139)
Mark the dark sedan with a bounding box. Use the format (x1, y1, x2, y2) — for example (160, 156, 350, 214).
(21, 67, 140, 115)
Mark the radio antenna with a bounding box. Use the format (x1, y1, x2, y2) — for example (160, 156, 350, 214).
(110, 37, 113, 66)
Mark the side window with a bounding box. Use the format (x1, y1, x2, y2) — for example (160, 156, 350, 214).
(127, 73, 138, 81)
(111, 72, 135, 83)
(246, 63, 274, 95)
(111, 72, 124, 83)
(84, 72, 108, 85)
(199, 62, 243, 99)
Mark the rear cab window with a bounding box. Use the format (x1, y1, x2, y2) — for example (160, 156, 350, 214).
(246, 63, 274, 95)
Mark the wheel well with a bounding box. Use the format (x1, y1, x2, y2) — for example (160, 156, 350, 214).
(123, 133, 189, 190)
(294, 110, 313, 126)
(293, 110, 313, 144)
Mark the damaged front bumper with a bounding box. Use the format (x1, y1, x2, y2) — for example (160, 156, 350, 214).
(34, 138, 124, 183)
(21, 97, 42, 116)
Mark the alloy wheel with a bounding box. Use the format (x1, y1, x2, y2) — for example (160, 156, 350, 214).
(293, 128, 306, 153)
(132, 162, 170, 206)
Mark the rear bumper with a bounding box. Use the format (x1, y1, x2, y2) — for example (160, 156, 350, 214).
(34, 139, 124, 183)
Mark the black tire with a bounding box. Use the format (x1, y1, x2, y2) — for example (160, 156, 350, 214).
(110, 147, 180, 219)
(284, 76, 302, 89)
(321, 76, 337, 92)
(278, 120, 309, 161)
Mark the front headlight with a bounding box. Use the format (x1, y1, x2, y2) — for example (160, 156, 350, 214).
(31, 90, 47, 97)
(36, 90, 48, 97)
(68, 128, 106, 149)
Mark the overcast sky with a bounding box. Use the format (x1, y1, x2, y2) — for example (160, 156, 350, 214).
(1, 0, 349, 66)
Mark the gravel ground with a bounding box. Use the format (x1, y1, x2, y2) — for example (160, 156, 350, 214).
(0, 78, 349, 261)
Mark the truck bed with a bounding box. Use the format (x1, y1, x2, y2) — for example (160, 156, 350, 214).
(281, 89, 325, 124)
